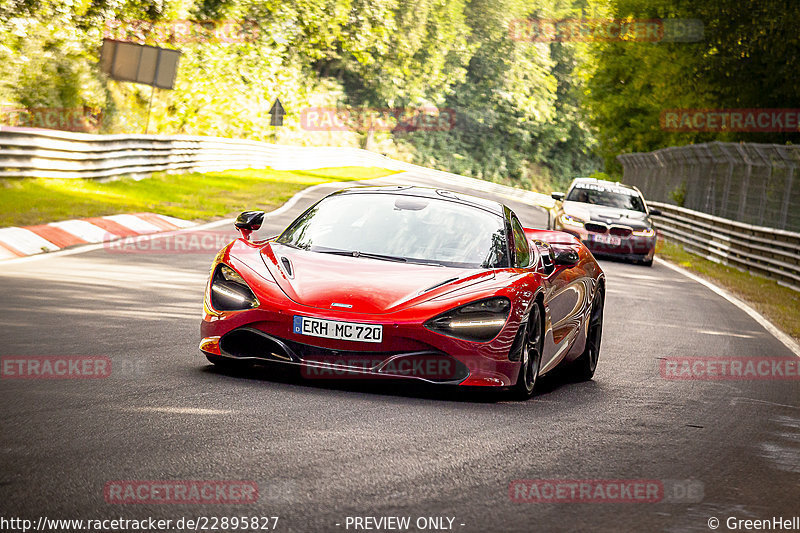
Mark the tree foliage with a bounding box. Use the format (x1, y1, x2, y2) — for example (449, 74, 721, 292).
(3, 0, 796, 185)
(585, 0, 800, 171)
(0, 0, 605, 185)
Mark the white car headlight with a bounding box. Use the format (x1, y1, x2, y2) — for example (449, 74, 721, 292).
(559, 214, 585, 228)
(209, 264, 259, 311)
(425, 297, 511, 342)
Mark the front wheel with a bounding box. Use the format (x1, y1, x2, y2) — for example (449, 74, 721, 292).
(571, 287, 604, 381)
(510, 303, 544, 401)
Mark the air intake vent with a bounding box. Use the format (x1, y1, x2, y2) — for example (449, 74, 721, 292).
(220, 329, 293, 361)
(280, 256, 293, 278)
(420, 277, 459, 294)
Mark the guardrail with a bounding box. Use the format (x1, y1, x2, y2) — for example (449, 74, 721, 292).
(0, 126, 554, 206)
(0, 127, 377, 179)
(651, 201, 800, 291)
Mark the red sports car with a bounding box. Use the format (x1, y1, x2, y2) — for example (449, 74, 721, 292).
(200, 186, 605, 399)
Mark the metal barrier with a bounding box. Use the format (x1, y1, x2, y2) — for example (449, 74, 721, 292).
(0, 128, 378, 179)
(618, 142, 800, 233)
(0, 126, 553, 206)
(651, 201, 800, 291)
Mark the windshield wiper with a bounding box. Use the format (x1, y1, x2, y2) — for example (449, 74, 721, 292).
(313, 248, 408, 263)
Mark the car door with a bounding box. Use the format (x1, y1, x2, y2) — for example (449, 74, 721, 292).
(510, 212, 588, 372)
(539, 243, 590, 372)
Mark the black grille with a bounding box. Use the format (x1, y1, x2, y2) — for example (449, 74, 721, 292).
(609, 226, 633, 237)
(286, 338, 468, 382)
(282, 338, 398, 367)
(585, 222, 607, 233)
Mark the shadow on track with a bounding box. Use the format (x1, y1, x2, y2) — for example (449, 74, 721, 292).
(199, 359, 590, 404)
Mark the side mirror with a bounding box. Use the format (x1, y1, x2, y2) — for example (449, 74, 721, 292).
(551, 192, 565, 201)
(552, 247, 580, 267)
(235, 210, 265, 241)
(649, 208, 662, 217)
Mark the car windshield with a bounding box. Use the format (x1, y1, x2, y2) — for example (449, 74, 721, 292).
(566, 184, 646, 212)
(276, 193, 508, 268)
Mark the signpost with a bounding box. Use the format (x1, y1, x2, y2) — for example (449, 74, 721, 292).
(99, 39, 181, 133)
(269, 98, 285, 127)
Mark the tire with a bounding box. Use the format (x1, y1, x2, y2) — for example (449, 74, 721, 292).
(571, 287, 603, 381)
(641, 258, 653, 267)
(510, 303, 544, 400)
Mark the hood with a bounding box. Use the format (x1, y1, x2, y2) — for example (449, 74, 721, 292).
(563, 201, 650, 229)
(260, 243, 495, 314)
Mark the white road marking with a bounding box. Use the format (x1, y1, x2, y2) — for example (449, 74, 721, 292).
(696, 329, 756, 339)
(610, 273, 666, 282)
(124, 407, 232, 415)
(655, 257, 800, 358)
(622, 319, 765, 337)
(732, 398, 800, 410)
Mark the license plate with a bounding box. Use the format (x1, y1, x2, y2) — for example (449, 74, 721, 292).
(591, 234, 621, 246)
(293, 316, 383, 343)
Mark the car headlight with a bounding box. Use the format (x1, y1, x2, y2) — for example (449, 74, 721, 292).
(632, 228, 656, 237)
(209, 264, 259, 311)
(559, 214, 585, 228)
(425, 297, 511, 342)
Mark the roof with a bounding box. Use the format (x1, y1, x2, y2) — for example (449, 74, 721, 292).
(333, 185, 506, 216)
(569, 177, 640, 193)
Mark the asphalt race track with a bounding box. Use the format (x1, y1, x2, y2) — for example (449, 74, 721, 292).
(1, 171, 798, 532)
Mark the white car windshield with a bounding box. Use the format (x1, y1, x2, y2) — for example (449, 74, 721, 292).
(566, 184, 646, 212)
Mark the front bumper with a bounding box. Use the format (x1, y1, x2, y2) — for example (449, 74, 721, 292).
(560, 228, 655, 261)
(200, 300, 526, 388)
(202, 327, 473, 384)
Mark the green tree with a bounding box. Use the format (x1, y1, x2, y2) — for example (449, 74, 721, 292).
(585, 0, 800, 171)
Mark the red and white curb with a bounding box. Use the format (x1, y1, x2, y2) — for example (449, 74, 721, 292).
(0, 213, 195, 260)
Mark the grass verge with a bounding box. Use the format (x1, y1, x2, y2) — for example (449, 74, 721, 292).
(0, 167, 399, 227)
(656, 239, 800, 343)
